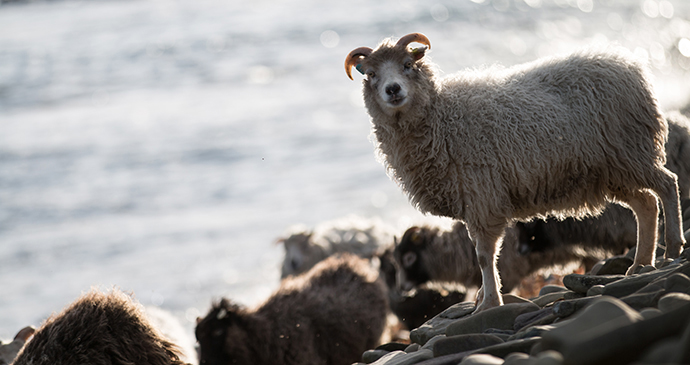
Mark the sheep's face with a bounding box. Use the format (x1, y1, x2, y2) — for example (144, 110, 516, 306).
(196, 300, 251, 365)
(394, 226, 432, 291)
(360, 47, 427, 116)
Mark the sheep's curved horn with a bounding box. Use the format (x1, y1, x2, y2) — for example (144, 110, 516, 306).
(14, 326, 35, 342)
(345, 47, 373, 80)
(395, 33, 431, 50)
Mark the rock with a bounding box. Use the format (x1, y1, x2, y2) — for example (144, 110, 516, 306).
(459, 354, 504, 365)
(586, 285, 604, 297)
(513, 307, 554, 332)
(542, 296, 643, 355)
(405, 343, 421, 353)
(664, 272, 690, 294)
(538, 285, 567, 296)
(363, 349, 391, 364)
(552, 296, 600, 318)
(414, 352, 467, 365)
(562, 291, 585, 300)
(601, 264, 681, 298)
(674, 312, 690, 363)
(509, 325, 555, 341)
(619, 288, 665, 311)
(377, 343, 410, 352)
(658, 292, 690, 313)
(446, 302, 540, 336)
(503, 294, 532, 305)
(638, 307, 662, 320)
(432, 334, 504, 357)
(562, 274, 625, 294)
(543, 298, 690, 365)
(470, 337, 541, 359)
(410, 302, 476, 345)
(638, 265, 657, 274)
(637, 337, 680, 364)
(534, 350, 564, 365)
(503, 352, 530, 365)
(531, 292, 567, 307)
(592, 256, 633, 276)
(421, 335, 446, 351)
(368, 349, 434, 365)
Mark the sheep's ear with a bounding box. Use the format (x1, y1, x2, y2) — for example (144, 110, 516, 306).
(410, 46, 427, 61)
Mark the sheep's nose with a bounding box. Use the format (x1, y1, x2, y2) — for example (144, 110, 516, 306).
(385, 83, 401, 96)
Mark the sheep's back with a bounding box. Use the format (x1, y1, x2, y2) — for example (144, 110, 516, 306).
(431, 49, 666, 221)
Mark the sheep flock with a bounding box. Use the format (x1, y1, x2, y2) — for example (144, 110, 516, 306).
(5, 33, 690, 365)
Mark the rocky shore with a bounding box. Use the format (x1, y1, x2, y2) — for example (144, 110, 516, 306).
(356, 248, 690, 365)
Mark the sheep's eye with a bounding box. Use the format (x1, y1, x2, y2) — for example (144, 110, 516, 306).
(404, 61, 413, 70)
(366, 71, 376, 78)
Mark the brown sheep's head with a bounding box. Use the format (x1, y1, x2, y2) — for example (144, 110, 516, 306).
(195, 299, 251, 365)
(345, 33, 433, 116)
(394, 226, 433, 291)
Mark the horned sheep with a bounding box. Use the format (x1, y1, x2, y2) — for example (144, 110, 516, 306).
(345, 33, 686, 311)
(195, 254, 388, 365)
(395, 111, 690, 291)
(12, 289, 189, 365)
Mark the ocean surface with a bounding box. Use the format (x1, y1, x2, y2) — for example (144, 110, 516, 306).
(1, 0, 690, 354)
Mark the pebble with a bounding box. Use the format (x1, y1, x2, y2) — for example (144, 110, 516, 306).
(458, 354, 504, 365)
(562, 274, 624, 294)
(410, 302, 476, 345)
(586, 285, 604, 297)
(513, 307, 554, 332)
(601, 264, 681, 298)
(530, 292, 567, 308)
(446, 302, 540, 336)
(591, 255, 633, 276)
(368, 349, 434, 365)
(363, 349, 392, 364)
(658, 292, 690, 313)
(538, 285, 567, 296)
(432, 334, 504, 357)
(664, 273, 690, 294)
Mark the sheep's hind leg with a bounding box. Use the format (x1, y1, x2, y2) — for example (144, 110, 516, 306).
(620, 190, 659, 275)
(654, 168, 686, 258)
(469, 225, 506, 313)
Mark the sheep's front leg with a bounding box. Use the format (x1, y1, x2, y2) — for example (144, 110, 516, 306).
(469, 225, 506, 313)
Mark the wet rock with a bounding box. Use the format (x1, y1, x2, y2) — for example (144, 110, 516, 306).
(586, 285, 604, 297)
(531, 292, 567, 307)
(562, 274, 624, 294)
(368, 349, 433, 365)
(459, 354, 504, 364)
(363, 349, 392, 364)
(513, 307, 554, 332)
(544, 298, 690, 365)
(446, 303, 540, 336)
(538, 285, 567, 296)
(591, 256, 633, 276)
(658, 292, 690, 313)
(410, 302, 475, 345)
(432, 334, 504, 357)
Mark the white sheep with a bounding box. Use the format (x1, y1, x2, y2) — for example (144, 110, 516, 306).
(277, 215, 395, 278)
(345, 33, 686, 312)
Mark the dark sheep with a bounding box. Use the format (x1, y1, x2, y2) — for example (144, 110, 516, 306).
(12, 289, 189, 365)
(195, 254, 388, 365)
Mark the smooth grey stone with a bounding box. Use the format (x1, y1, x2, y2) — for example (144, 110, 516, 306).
(562, 291, 585, 300)
(620, 289, 665, 311)
(503, 294, 532, 305)
(414, 352, 468, 365)
(538, 285, 568, 296)
(405, 343, 421, 353)
(664, 272, 690, 294)
(433, 334, 504, 357)
(514, 307, 554, 332)
(459, 354, 504, 364)
(544, 299, 690, 365)
(594, 256, 633, 276)
(363, 349, 391, 364)
(602, 264, 682, 298)
(638, 307, 663, 320)
(552, 296, 600, 318)
(469, 337, 541, 359)
(446, 303, 540, 336)
(638, 265, 657, 274)
(368, 349, 433, 365)
(638, 337, 679, 364)
(503, 352, 532, 365)
(658, 292, 690, 313)
(509, 325, 555, 341)
(562, 274, 625, 294)
(421, 335, 447, 352)
(588, 261, 604, 276)
(586, 285, 605, 297)
(377, 343, 410, 352)
(658, 257, 675, 268)
(531, 292, 567, 308)
(674, 308, 690, 363)
(542, 296, 643, 354)
(411, 302, 476, 345)
(535, 350, 564, 365)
